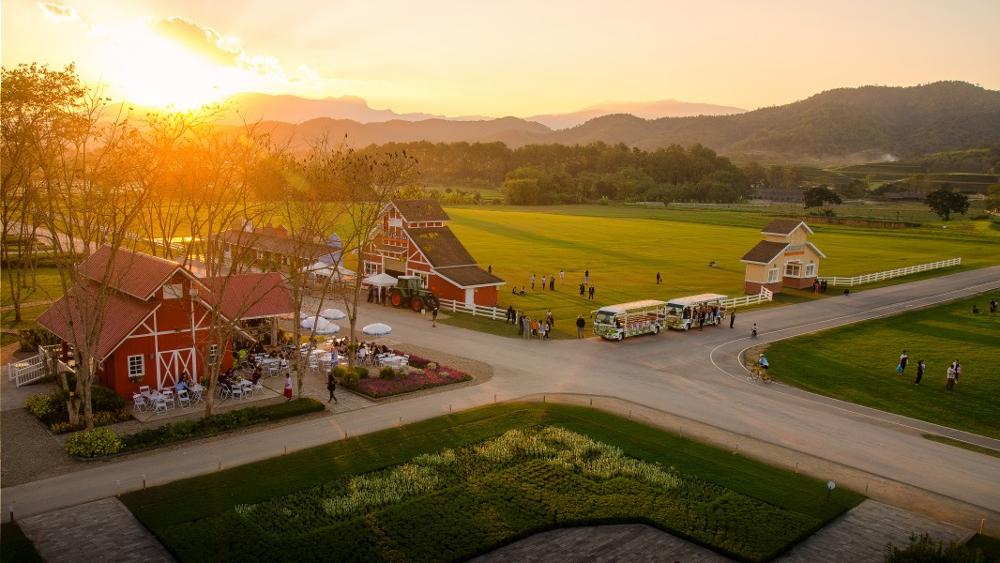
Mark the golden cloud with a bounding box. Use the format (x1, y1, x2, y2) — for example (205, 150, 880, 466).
(154, 16, 240, 67)
(37, 1, 79, 21)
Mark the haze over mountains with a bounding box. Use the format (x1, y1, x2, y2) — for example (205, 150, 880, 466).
(234, 82, 1000, 164)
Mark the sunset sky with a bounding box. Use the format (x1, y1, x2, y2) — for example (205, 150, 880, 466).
(3, 0, 999, 115)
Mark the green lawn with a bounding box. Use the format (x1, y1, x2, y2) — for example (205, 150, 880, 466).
(0, 522, 43, 563)
(766, 293, 1000, 439)
(122, 403, 863, 562)
(443, 206, 1000, 337)
(0, 266, 65, 308)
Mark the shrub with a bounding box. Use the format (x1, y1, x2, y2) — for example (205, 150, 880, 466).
(332, 366, 348, 378)
(64, 428, 123, 457)
(379, 367, 396, 380)
(406, 355, 430, 369)
(91, 385, 127, 412)
(354, 366, 369, 379)
(886, 533, 984, 562)
(340, 371, 360, 389)
(17, 328, 59, 352)
(426, 362, 438, 371)
(25, 393, 59, 419)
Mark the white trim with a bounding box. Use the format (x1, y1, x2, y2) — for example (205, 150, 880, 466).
(127, 354, 145, 377)
(99, 305, 161, 362)
(805, 241, 827, 259)
(761, 221, 813, 237)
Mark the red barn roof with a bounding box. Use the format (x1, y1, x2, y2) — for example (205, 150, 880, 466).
(37, 281, 158, 361)
(202, 273, 293, 320)
(77, 246, 186, 301)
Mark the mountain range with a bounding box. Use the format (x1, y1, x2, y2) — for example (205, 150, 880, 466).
(239, 81, 1000, 164)
(220, 93, 744, 129)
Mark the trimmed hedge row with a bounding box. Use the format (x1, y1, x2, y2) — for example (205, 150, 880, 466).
(121, 399, 326, 452)
(63, 399, 325, 458)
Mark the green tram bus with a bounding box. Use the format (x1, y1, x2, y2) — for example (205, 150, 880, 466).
(592, 300, 667, 341)
(665, 293, 728, 330)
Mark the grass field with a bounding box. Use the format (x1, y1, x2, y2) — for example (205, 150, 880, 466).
(0, 266, 64, 308)
(442, 206, 1000, 337)
(122, 403, 862, 562)
(766, 293, 1000, 439)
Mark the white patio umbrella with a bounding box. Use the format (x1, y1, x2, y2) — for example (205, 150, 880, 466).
(314, 322, 341, 335)
(363, 272, 398, 287)
(362, 322, 392, 337)
(300, 315, 331, 331)
(320, 308, 347, 320)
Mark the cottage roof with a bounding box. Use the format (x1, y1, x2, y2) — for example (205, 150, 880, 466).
(212, 229, 340, 262)
(405, 226, 476, 267)
(761, 219, 813, 236)
(740, 241, 789, 264)
(392, 200, 449, 223)
(434, 265, 504, 288)
(78, 246, 183, 301)
(201, 273, 293, 320)
(37, 281, 158, 361)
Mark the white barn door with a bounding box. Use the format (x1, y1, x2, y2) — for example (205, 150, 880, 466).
(157, 348, 195, 389)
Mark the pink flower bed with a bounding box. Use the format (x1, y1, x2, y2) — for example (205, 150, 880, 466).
(356, 367, 471, 398)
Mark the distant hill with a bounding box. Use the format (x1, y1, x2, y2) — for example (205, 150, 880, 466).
(244, 82, 1000, 164)
(527, 99, 745, 129)
(546, 81, 1000, 163)
(218, 93, 451, 124)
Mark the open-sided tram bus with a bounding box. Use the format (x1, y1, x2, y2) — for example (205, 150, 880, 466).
(592, 300, 667, 341)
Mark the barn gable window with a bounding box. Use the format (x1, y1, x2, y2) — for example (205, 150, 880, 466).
(163, 283, 184, 299)
(128, 355, 145, 377)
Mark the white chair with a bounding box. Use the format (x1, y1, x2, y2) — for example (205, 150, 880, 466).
(161, 389, 175, 410)
(253, 380, 265, 396)
(176, 389, 191, 408)
(132, 393, 147, 413)
(190, 386, 204, 404)
(219, 383, 232, 401)
(153, 397, 167, 415)
(139, 385, 151, 397)
(230, 383, 246, 400)
(241, 380, 253, 398)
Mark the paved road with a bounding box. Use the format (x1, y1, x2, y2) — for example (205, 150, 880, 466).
(3, 266, 999, 523)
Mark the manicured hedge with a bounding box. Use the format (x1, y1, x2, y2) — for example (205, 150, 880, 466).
(25, 383, 130, 433)
(121, 399, 325, 452)
(153, 426, 825, 562)
(356, 367, 471, 398)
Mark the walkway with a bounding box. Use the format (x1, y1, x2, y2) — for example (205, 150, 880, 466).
(3, 267, 999, 535)
(780, 500, 974, 562)
(472, 524, 732, 562)
(18, 498, 174, 563)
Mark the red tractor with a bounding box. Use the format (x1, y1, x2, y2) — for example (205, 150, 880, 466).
(388, 275, 440, 313)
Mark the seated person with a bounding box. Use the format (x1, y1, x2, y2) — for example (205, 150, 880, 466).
(175, 377, 188, 392)
(251, 368, 262, 384)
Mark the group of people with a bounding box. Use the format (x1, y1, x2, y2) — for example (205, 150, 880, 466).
(506, 308, 556, 339)
(810, 279, 830, 293)
(971, 298, 998, 315)
(529, 272, 563, 292)
(896, 350, 963, 390)
(682, 305, 723, 330)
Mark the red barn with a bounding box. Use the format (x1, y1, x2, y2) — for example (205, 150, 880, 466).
(362, 200, 504, 307)
(37, 247, 292, 398)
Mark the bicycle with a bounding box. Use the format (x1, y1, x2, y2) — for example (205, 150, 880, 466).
(746, 360, 772, 384)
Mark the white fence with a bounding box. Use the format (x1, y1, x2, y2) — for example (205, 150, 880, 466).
(722, 287, 773, 309)
(438, 298, 506, 320)
(6, 345, 49, 387)
(819, 258, 961, 287)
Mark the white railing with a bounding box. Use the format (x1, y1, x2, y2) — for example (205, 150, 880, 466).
(438, 298, 506, 320)
(7, 350, 46, 387)
(722, 287, 774, 309)
(819, 258, 961, 287)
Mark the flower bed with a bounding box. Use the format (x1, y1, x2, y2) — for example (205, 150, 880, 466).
(355, 366, 471, 398)
(156, 426, 824, 562)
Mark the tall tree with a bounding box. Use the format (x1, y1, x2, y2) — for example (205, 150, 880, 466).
(925, 185, 969, 221)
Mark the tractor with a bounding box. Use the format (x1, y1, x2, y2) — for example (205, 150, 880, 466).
(388, 275, 440, 313)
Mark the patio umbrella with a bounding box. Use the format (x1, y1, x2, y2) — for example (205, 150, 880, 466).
(362, 322, 392, 336)
(300, 315, 330, 331)
(320, 308, 347, 320)
(314, 322, 341, 335)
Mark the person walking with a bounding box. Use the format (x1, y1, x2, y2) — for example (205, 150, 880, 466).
(531, 274, 536, 290)
(283, 373, 293, 401)
(584, 269, 590, 284)
(488, 264, 492, 274)
(656, 272, 662, 285)
(545, 310, 554, 328)
(954, 360, 961, 383)
(431, 305, 439, 328)
(897, 350, 909, 374)
(914, 360, 925, 385)
(751, 322, 758, 339)
(549, 276, 555, 291)
(560, 270, 565, 281)
(541, 274, 547, 290)
(326, 371, 338, 404)
(588, 285, 595, 300)
(946, 364, 956, 390)
(698, 311, 705, 331)
(576, 314, 586, 338)
(521, 314, 530, 338)
(990, 298, 998, 313)
(729, 311, 736, 329)
(530, 317, 540, 338)
(579, 282, 586, 296)
(542, 321, 551, 340)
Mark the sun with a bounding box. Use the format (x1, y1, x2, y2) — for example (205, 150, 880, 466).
(101, 24, 247, 110)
